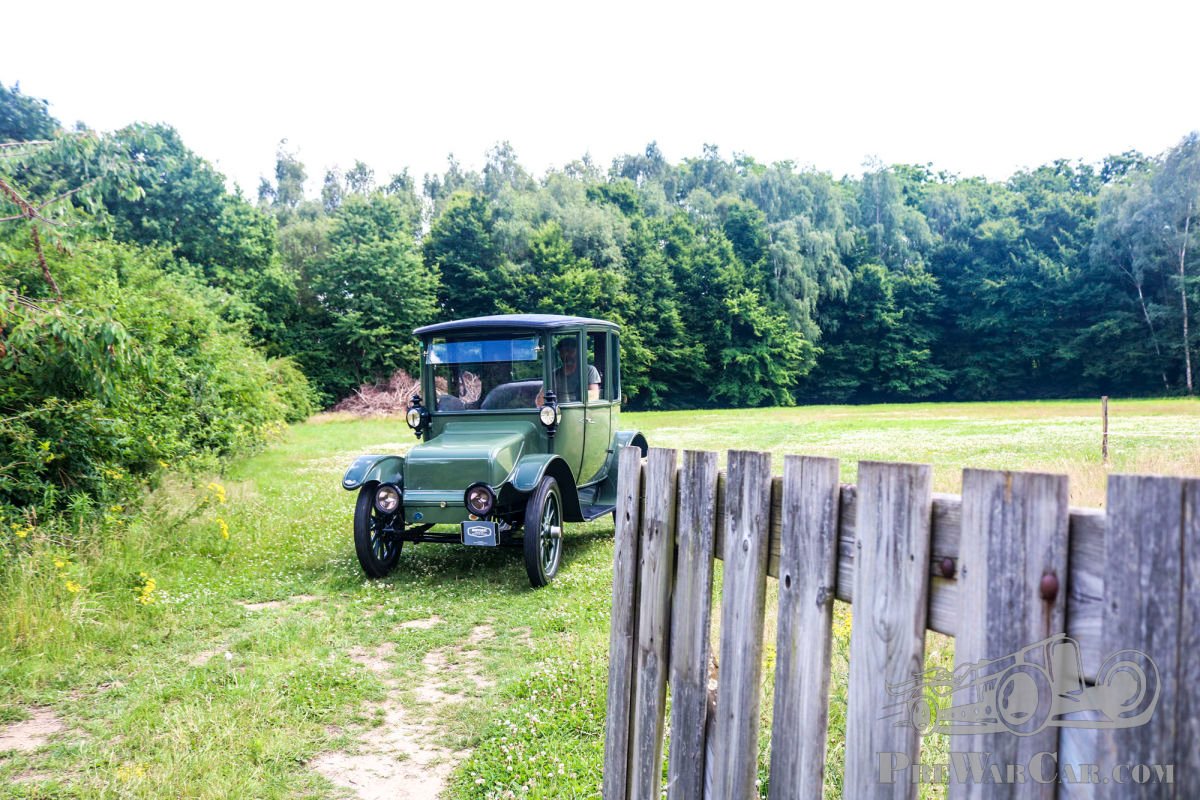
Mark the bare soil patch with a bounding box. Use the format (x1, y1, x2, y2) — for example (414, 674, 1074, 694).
(313, 624, 499, 798)
(348, 642, 397, 679)
(0, 708, 65, 753)
(238, 594, 319, 611)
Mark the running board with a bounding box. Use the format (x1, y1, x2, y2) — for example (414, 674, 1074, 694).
(580, 503, 616, 522)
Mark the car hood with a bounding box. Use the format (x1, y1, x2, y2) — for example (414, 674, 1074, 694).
(404, 421, 539, 490)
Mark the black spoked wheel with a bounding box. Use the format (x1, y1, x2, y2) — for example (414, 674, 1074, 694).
(524, 476, 563, 587)
(354, 485, 402, 579)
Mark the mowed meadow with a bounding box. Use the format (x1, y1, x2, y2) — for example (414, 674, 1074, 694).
(1, 398, 1197, 799)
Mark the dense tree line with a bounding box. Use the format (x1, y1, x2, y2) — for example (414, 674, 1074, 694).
(5, 81, 1199, 427)
(260, 138, 1198, 408)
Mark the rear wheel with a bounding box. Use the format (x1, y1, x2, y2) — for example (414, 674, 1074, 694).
(354, 485, 401, 578)
(524, 477, 563, 587)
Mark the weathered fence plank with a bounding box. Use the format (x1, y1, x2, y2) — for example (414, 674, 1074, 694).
(710, 450, 773, 800)
(665, 450, 719, 800)
(627, 448, 678, 800)
(767, 455, 841, 800)
(603, 446, 645, 800)
(844, 461, 933, 799)
(950, 469, 1069, 800)
(1096, 474, 1183, 798)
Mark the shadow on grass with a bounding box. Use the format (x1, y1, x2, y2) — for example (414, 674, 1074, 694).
(321, 524, 617, 593)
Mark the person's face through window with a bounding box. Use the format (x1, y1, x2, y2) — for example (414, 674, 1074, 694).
(559, 345, 578, 374)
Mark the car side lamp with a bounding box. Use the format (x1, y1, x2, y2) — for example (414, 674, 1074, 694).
(406, 394, 431, 438)
(539, 390, 562, 438)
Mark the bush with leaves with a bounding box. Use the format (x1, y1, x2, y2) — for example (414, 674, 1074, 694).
(0, 237, 314, 523)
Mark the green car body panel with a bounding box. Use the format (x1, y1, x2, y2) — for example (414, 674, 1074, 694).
(341, 314, 647, 583)
(341, 454, 405, 490)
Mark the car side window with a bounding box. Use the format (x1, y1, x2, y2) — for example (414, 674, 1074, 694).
(586, 331, 607, 403)
(552, 333, 584, 403)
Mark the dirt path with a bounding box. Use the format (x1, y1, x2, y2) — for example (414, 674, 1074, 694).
(0, 708, 65, 754)
(311, 619, 496, 799)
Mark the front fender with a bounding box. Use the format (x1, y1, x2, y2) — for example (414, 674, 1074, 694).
(510, 453, 582, 521)
(510, 453, 572, 494)
(342, 455, 405, 491)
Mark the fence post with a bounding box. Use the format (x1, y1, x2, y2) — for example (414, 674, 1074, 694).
(627, 447, 678, 800)
(666, 450, 719, 800)
(951, 469, 1069, 800)
(844, 461, 933, 799)
(709, 450, 773, 800)
(603, 446, 645, 800)
(768, 455, 841, 800)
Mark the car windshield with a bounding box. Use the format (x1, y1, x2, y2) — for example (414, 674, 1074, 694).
(427, 336, 544, 411)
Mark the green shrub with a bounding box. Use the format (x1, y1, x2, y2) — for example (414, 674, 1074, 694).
(1, 237, 314, 523)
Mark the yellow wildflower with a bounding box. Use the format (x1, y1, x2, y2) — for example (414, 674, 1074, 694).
(157, 459, 170, 470)
(205, 482, 227, 505)
(66, 581, 82, 594)
(54, 558, 66, 569)
(136, 573, 157, 605)
(217, 518, 230, 540)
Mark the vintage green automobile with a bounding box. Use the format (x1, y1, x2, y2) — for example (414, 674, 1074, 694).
(341, 314, 647, 587)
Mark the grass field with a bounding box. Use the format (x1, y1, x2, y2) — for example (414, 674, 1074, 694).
(1, 398, 1196, 798)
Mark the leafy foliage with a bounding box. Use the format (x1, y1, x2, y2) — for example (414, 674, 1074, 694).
(0, 239, 314, 519)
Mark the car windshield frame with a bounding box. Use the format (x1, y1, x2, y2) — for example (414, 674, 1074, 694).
(422, 332, 548, 414)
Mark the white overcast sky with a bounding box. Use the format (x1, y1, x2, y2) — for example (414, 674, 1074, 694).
(4, 0, 1197, 196)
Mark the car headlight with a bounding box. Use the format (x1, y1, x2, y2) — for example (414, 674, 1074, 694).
(374, 483, 402, 515)
(539, 405, 557, 426)
(464, 483, 495, 516)
(406, 408, 423, 429)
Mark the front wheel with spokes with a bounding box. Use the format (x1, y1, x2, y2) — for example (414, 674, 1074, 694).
(523, 476, 563, 587)
(354, 485, 402, 578)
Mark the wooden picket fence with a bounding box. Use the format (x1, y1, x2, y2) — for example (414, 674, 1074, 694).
(602, 447, 1199, 799)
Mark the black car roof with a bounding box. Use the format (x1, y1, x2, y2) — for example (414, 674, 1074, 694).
(414, 314, 619, 336)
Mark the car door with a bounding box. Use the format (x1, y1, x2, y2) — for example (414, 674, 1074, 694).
(579, 329, 614, 484)
(550, 331, 587, 482)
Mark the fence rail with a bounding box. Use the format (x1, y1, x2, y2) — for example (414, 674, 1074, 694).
(603, 447, 1199, 799)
